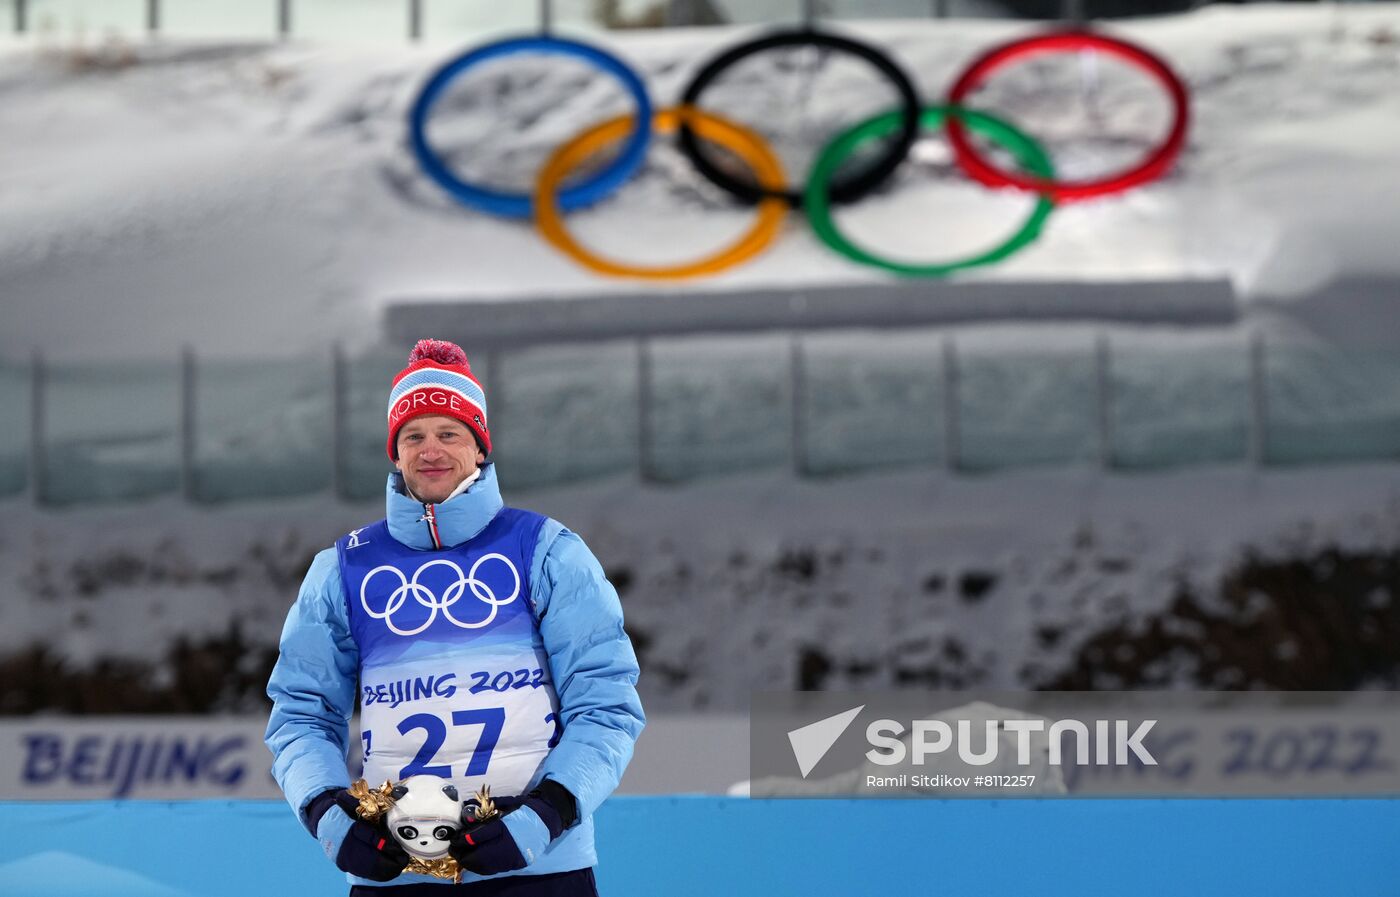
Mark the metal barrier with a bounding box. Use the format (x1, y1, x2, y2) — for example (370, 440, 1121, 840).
(9, 0, 1312, 42)
(5, 327, 1400, 507)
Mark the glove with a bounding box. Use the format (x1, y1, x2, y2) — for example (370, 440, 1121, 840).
(448, 791, 565, 877)
(306, 788, 412, 883)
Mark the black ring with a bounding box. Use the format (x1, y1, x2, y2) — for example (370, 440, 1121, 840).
(678, 28, 922, 208)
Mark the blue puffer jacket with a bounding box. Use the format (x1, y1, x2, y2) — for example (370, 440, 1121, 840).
(265, 463, 644, 886)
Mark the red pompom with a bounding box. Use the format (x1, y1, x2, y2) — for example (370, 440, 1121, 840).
(408, 339, 468, 366)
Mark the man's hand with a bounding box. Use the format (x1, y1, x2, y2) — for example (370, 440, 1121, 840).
(448, 793, 560, 877)
(307, 789, 412, 882)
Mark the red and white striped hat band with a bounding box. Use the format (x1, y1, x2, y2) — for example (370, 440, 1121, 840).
(386, 341, 492, 459)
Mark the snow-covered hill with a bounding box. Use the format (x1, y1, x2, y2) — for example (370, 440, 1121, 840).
(7, 462, 1400, 714)
(1, 5, 1398, 360)
(4, 6, 1400, 715)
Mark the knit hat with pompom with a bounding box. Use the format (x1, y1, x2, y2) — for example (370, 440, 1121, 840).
(386, 339, 490, 460)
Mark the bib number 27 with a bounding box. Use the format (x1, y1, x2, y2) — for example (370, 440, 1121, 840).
(398, 709, 504, 778)
(365, 709, 562, 779)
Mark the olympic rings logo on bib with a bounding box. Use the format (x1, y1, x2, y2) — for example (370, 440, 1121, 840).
(360, 555, 521, 637)
(409, 28, 1190, 282)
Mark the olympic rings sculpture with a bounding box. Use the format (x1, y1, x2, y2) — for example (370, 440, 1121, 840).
(676, 29, 923, 209)
(945, 31, 1190, 202)
(361, 555, 521, 636)
(536, 107, 791, 281)
(808, 106, 1057, 277)
(409, 27, 1191, 280)
(409, 35, 653, 219)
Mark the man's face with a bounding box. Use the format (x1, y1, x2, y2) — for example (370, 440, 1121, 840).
(394, 415, 485, 504)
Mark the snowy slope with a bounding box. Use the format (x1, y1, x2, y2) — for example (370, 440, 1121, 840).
(4, 7, 1400, 715)
(1, 5, 1398, 360)
(7, 461, 1400, 713)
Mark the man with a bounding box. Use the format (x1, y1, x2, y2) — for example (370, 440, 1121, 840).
(266, 339, 644, 895)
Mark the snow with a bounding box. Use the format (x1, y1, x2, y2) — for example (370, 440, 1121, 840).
(0, 5, 1398, 360)
(3, 6, 1400, 715)
(7, 459, 1400, 712)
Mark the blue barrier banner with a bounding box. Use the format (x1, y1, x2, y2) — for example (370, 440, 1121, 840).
(0, 719, 285, 800)
(0, 715, 755, 800)
(748, 692, 1400, 797)
(1, 797, 1399, 896)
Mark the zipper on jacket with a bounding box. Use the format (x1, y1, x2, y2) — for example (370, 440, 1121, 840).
(419, 503, 443, 550)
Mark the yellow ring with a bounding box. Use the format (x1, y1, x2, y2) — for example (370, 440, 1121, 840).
(534, 106, 788, 281)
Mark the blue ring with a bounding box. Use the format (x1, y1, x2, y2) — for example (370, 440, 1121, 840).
(409, 35, 654, 219)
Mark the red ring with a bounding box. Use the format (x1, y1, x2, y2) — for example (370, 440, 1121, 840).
(945, 30, 1190, 202)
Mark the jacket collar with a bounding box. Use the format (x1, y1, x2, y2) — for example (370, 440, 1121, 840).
(386, 463, 503, 550)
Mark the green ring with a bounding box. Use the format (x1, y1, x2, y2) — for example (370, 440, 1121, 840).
(804, 105, 1057, 278)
